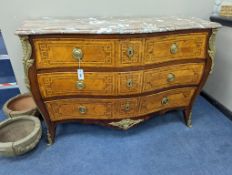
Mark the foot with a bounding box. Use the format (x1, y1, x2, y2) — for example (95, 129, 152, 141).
(47, 131, 54, 145)
(186, 112, 192, 128)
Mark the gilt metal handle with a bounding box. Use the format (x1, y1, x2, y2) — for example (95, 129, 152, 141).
(76, 81, 85, 90)
(167, 73, 175, 82)
(170, 43, 178, 54)
(127, 47, 134, 58)
(72, 48, 83, 60)
(161, 97, 169, 105)
(78, 106, 87, 114)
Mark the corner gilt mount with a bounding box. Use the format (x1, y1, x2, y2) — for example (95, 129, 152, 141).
(208, 29, 218, 74)
(20, 36, 34, 90)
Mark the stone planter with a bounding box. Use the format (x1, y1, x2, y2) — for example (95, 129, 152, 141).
(2, 93, 38, 118)
(0, 116, 42, 157)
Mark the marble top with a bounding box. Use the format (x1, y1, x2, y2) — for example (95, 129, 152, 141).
(16, 16, 221, 35)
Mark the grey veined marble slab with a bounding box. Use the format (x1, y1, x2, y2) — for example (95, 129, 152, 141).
(16, 16, 221, 35)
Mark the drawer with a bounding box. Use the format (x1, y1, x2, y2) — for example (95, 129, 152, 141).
(144, 32, 208, 64)
(46, 87, 195, 121)
(45, 97, 139, 121)
(37, 71, 143, 98)
(139, 87, 195, 115)
(46, 99, 114, 121)
(118, 39, 143, 66)
(37, 72, 116, 98)
(143, 63, 204, 92)
(33, 38, 115, 69)
(117, 71, 143, 95)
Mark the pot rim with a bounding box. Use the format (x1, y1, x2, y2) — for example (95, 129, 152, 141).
(0, 115, 41, 144)
(3, 93, 37, 114)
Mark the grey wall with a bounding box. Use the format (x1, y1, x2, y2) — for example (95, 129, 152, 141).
(203, 27, 232, 111)
(0, 0, 215, 92)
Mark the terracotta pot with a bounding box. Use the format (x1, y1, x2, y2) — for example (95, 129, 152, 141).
(0, 115, 42, 157)
(2, 93, 38, 118)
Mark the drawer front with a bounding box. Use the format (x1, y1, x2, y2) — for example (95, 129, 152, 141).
(37, 71, 143, 98)
(139, 87, 195, 115)
(116, 98, 139, 118)
(45, 98, 139, 121)
(33, 38, 115, 69)
(118, 71, 143, 95)
(144, 32, 207, 64)
(37, 72, 116, 98)
(46, 99, 114, 121)
(118, 39, 143, 66)
(143, 63, 204, 92)
(46, 88, 195, 121)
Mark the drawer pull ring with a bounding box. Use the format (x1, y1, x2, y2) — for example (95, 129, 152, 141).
(76, 81, 85, 90)
(124, 102, 130, 112)
(161, 97, 169, 105)
(72, 48, 83, 60)
(127, 47, 134, 58)
(79, 106, 87, 114)
(127, 79, 133, 88)
(170, 43, 178, 54)
(167, 73, 175, 82)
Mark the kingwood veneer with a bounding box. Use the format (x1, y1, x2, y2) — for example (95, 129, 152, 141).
(16, 17, 220, 144)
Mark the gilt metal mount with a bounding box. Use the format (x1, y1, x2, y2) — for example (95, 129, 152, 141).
(20, 36, 34, 90)
(109, 118, 144, 130)
(208, 29, 218, 74)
